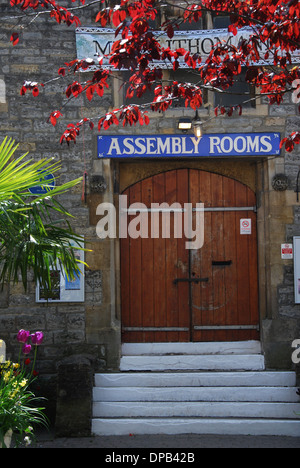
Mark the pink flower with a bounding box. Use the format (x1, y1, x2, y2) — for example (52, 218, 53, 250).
(31, 331, 44, 346)
(17, 329, 30, 343)
(22, 343, 32, 355)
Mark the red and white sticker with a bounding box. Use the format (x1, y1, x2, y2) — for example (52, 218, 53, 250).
(281, 243, 293, 259)
(240, 218, 252, 235)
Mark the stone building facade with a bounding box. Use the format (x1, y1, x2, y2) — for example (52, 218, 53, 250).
(0, 0, 300, 426)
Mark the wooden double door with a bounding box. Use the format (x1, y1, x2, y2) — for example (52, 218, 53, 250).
(121, 169, 259, 343)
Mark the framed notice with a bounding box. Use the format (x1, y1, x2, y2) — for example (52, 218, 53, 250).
(294, 237, 300, 304)
(36, 240, 85, 303)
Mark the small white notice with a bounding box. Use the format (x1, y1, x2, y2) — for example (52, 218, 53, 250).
(281, 243, 293, 259)
(240, 218, 252, 235)
(0, 339, 5, 363)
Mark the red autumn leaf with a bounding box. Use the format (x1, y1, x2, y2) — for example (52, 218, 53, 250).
(166, 24, 174, 39)
(173, 60, 179, 71)
(228, 24, 237, 36)
(86, 85, 95, 101)
(32, 86, 39, 97)
(10, 32, 19, 46)
(285, 139, 294, 152)
(58, 67, 66, 77)
(291, 132, 300, 144)
(49, 110, 63, 126)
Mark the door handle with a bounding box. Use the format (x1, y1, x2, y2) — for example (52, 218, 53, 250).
(173, 277, 209, 285)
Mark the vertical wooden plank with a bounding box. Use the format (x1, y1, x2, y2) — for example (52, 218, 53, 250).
(192, 171, 215, 341)
(141, 177, 154, 342)
(176, 169, 190, 342)
(235, 182, 251, 341)
(246, 187, 260, 340)
(152, 172, 167, 342)
(211, 173, 226, 341)
(120, 187, 131, 342)
(128, 182, 143, 342)
(165, 170, 179, 342)
(222, 177, 238, 341)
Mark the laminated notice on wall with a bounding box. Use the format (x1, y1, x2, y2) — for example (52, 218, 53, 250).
(294, 237, 300, 304)
(36, 240, 85, 303)
(240, 219, 252, 235)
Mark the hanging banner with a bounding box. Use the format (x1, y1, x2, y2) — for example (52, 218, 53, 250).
(97, 133, 281, 158)
(76, 27, 300, 70)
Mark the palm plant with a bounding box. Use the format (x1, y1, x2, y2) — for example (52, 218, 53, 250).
(0, 137, 85, 291)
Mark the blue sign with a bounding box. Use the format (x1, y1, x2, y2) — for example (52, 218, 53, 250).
(29, 171, 55, 195)
(97, 133, 281, 159)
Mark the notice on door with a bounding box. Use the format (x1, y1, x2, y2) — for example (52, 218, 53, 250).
(240, 218, 252, 235)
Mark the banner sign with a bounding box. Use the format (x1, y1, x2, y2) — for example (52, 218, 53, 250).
(97, 133, 281, 158)
(76, 27, 300, 70)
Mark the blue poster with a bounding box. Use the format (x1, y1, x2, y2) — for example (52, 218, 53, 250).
(97, 133, 281, 159)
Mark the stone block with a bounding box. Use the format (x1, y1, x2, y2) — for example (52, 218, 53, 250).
(55, 355, 94, 437)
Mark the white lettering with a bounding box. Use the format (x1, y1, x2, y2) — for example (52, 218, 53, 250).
(105, 453, 139, 465)
(135, 137, 146, 155)
(107, 138, 121, 155)
(220, 136, 233, 153)
(182, 137, 194, 154)
(246, 135, 260, 153)
(157, 137, 170, 154)
(209, 136, 221, 154)
(96, 203, 116, 239)
(119, 195, 128, 238)
(172, 137, 182, 154)
(147, 137, 157, 155)
(260, 135, 272, 153)
(127, 202, 148, 238)
(184, 203, 204, 250)
(191, 136, 202, 154)
(123, 138, 135, 155)
(234, 136, 247, 153)
(150, 203, 183, 239)
(292, 339, 300, 364)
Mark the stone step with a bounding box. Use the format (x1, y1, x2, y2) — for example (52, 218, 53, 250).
(121, 341, 262, 356)
(91, 418, 300, 437)
(93, 401, 300, 419)
(93, 386, 299, 403)
(95, 371, 296, 388)
(120, 354, 265, 371)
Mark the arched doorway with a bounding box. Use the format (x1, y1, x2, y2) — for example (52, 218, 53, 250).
(120, 169, 259, 343)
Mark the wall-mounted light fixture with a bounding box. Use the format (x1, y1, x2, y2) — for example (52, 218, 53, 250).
(178, 111, 203, 138)
(192, 110, 203, 138)
(178, 117, 192, 133)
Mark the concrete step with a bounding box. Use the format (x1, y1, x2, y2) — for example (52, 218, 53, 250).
(95, 371, 296, 388)
(121, 341, 262, 356)
(93, 401, 300, 419)
(119, 354, 265, 371)
(91, 418, 300, 437)
(92, 368, 300, 436)
(93, 386, 299, 403)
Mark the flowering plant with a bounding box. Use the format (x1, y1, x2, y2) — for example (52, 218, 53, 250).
(0, 330, 48, 448)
